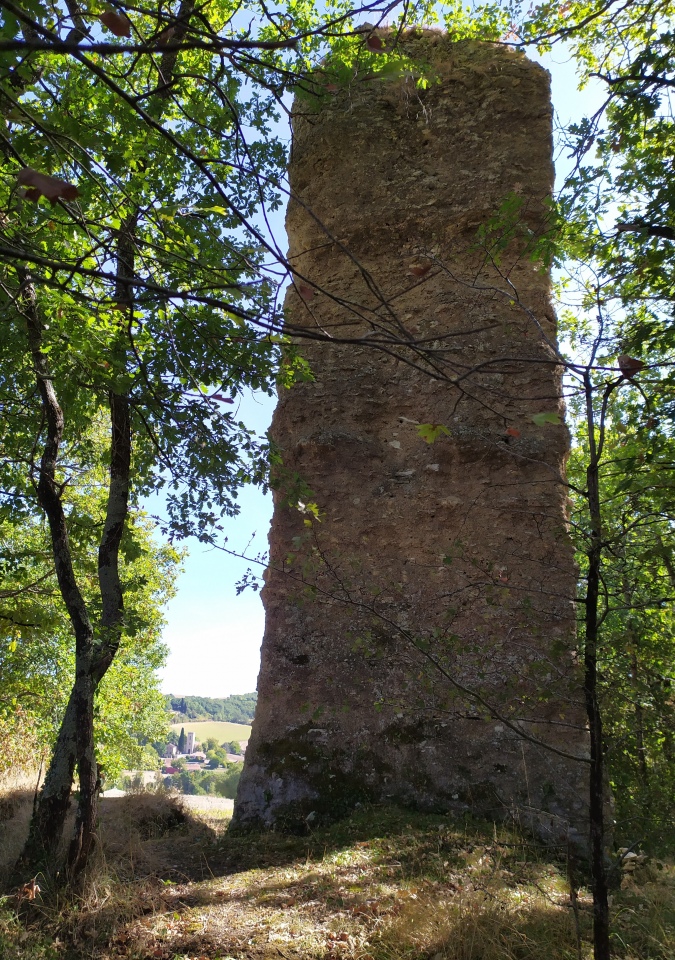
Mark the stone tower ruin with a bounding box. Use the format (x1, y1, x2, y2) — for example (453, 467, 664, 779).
(233, 34, 589, 846)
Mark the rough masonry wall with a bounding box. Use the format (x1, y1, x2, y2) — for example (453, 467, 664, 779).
(234, 34, 589, 846)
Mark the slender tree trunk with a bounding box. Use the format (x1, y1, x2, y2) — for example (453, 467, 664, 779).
(17, 273, 96, 876)
(66, 211, 134, 878)
(584, 372, 611, 960)
(66, 670, 98, 878)
(17, 266, 131, 883)
(67, 389, 131, 879)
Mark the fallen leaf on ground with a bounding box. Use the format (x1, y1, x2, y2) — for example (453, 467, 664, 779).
(18, 878, 41, 900)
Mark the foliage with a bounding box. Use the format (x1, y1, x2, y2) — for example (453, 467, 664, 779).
(168, 692, 257, 723)
(0, 446, 180, 783)
(511, 0, 675, 853)
(565, 376, 675, 851)
(163, 762, 242, 797)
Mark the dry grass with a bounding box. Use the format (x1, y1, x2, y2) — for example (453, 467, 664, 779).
(0, 788, 36, 889)
(1, 800, 674, 960)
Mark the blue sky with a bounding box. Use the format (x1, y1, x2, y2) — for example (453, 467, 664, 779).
(159, 40, 607, 699)
(159, 389, 276, 697)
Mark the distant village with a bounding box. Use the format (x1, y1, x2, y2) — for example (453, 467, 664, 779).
(161, 729, 246, 776)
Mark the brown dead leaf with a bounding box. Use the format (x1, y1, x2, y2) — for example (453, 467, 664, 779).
(18, 878, 41, 901)
(408, 263, 431, 277)
(99, 11, 132, 38)
(618, 355, 646, 379)
(17, 167, 79, 204)
(366, 35, 385, 51)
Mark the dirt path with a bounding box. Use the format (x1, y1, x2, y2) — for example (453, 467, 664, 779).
(178, 795, 234, 813)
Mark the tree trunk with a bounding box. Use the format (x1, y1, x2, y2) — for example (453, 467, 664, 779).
(66, 389, 131, 881)
(18, 696, 77, 871)
(66, 669, 98, 878)
(584, 371, 611, 960)
(64, 211, 134, 877)
(17, 273, 97, 878)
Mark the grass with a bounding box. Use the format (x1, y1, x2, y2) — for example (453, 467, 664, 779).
(169, 720, 251, 745)
(2, 795, 675, 960)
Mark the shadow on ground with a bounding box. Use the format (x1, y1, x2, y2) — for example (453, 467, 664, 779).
(2, 795, 675, 960)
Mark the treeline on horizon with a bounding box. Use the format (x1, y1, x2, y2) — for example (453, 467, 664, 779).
(167, 692, 257, 724)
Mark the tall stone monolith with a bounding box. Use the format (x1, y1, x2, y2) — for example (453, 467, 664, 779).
(233, 33, 589, 847)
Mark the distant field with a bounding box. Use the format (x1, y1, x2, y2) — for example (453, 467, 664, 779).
(170, 720, 251, 745)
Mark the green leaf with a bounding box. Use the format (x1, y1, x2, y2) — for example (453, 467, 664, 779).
(530, 412, 561, 426)
(416, 423, 450, 444)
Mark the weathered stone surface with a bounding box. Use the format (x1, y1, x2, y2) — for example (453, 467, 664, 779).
(234, 33, 589, 847)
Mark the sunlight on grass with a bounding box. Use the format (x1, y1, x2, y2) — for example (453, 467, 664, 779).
(1, 799, 674, 959)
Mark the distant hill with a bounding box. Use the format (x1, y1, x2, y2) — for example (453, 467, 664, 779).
(167, 693, 257, 724)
